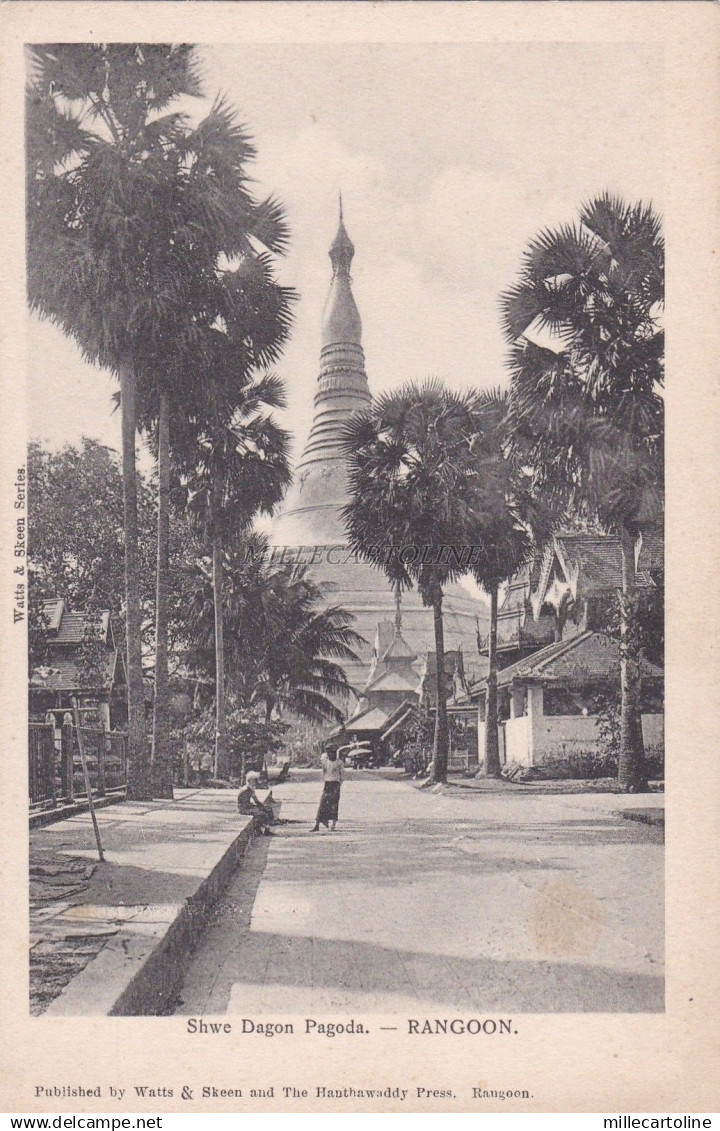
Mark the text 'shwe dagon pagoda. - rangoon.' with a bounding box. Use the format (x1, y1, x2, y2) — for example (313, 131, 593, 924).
(271, 201, 487, 703)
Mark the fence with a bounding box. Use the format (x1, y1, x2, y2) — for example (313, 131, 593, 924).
(28, 721, 128, 810)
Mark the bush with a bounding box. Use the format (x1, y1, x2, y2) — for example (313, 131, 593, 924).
(520, 746, 664, 781)
(183, 704, 288, 783)
(530, 750, 618, 780)
(279, 717, 329, 767)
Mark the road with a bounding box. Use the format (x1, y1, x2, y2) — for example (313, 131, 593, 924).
(173, 773, 663, 1015)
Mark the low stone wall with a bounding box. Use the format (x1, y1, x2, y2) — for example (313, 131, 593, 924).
(42, 798, 257, 1017)
(110, 818, 255, 1016)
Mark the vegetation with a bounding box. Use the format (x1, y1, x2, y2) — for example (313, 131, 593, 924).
(502, 193, 664, 791)
(464, 390, 533, 778)
(179, 377, 292, 778)
(342, 380, 503, 784)
(27, 439, 155, 627)
(184, 705, 288, 783)
(28, 45, 204, 797)
(28, 441, 360, 772)
(26, 43, 664, 801)
(27, 44, 295, 797)
(182, 534, 363, 727)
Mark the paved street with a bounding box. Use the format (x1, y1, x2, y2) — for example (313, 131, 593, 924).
(174, 774, 664, 1016)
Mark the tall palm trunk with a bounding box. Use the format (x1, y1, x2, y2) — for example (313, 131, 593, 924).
(482, 583, 502, 777)
(152, 391, 174, 799)
(119, 360, 152, 801)
(429, 588, 449, 784)
(212, 527, 228, 780)
(618, 528, 648, 791)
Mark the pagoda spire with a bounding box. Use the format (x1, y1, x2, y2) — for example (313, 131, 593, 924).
(323, 199, 361, 345)
(270, 198, 370, 546)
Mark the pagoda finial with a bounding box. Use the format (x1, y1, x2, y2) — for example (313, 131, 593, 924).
(329, 199, 354, 279)
(323, 198, 361, 346)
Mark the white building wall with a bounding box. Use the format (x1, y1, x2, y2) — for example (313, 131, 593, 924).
(532, 714, 600, 761)
(503, 716, 532, 766)
(533, 711, 664, 762)
(642, 713, 664, 750)
(475, 693, 663, 767)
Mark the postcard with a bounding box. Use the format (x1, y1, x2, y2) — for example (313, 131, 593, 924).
(1, 1, 718, 1116)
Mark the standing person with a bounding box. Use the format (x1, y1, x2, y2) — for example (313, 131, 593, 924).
(311, 749, 344, 832)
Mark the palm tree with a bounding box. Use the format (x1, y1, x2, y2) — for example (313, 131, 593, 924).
(249, 563, 365, 726)
(466, 390, 533, 778)
(342, 380, 491, 784)
(27, 45, 202, 797)
(27, 44, 295, 798)
(144, 270, 294, 795)
(181, 378, 292, 779)
(183, 537, 363, 729)
(501, 192, 664, 791)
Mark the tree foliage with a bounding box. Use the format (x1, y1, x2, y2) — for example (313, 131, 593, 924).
(27, 438, 154, 619)
(502, 193, 664, 791)
(181, 535, 363, 725)
(503, 192, 664, 538)
(342, 380, 509, 783)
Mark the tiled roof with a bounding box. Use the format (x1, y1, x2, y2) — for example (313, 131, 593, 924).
(554, 533, 662, 597)
(489, 631, 663, 689)
(30, 651, 119, 692)
(42, 600, 111, 645)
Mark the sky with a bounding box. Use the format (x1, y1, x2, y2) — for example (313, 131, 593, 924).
(28, 41, 664, 466)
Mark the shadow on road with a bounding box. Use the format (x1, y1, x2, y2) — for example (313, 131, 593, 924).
(174, 918, 664, 1015)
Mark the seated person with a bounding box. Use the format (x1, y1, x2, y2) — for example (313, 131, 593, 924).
(237, 771, 275, 835)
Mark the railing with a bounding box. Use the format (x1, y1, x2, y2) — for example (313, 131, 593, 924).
(28, 721, 128, 810)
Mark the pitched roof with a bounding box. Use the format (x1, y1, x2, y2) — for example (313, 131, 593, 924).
(345, 697, 418, 737)
(381, 699, 417, 739)
(344, 706, 390, 732)
(365, 669, 418, 694)
(488, 630, 663, 689)
(42, 600, 111, 645)
(381, 629, 416, 662)
(30, 651, 120, 693)
(364, 620, 418, 693)
(553, 533, 662, 597)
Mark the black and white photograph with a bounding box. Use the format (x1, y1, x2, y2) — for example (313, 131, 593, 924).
(2, 1, 718, 1119)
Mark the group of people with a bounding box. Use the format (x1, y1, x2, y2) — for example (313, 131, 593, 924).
(236, 750, 345, 835)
